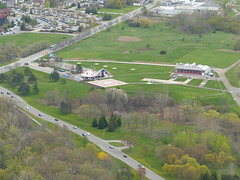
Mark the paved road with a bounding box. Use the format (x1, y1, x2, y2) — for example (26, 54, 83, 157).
(0, 86, 164, 180)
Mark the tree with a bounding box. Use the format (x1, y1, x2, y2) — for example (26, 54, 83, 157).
(28, 73, 37, 84)
(76, 64, 83, 73)
(18, 82, 30, 95)
(98, 152, 109, 160)
(122, 135, 138, 151)
(137, 166, 146, 179)
(50, 70, 60, 82)
(98, 116, 105, 129)
(33, 83, 39, 93)
(78, 2, 81, 8)
(24, 67, 31, 76)
(78, 25, 83, 32)
(157, 145, 184, 163)
(20, 23, 26, 31)
(92, 118, 98, 127)
(139, 18, 151, 28)
(45, 1, 50, 8)
(117, 117, 122, 127)
(108, 118, 116, 132)
(103, 14, 112, 21)
(60, 101, 72, 114)
(141, 144, 150, 155)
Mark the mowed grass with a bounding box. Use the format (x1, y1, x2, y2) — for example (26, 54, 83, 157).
(225, 63, 240, 87)
(69, 61, 173, 82)
(109, 142, 124, 147)
(97, 13, 121, 19)
(204, 80, 227, 90)
(187, 79, 203, 86)
(98, 5, 139, 13)
(174, 77, 188, 82)
(0, 33, 72, 47)
(56, 22, 239, 68)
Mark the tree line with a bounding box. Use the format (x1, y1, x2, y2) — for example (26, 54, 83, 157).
(0, 99, 135, 180)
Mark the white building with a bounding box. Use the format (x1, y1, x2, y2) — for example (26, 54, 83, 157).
(174, 63, 210, 76)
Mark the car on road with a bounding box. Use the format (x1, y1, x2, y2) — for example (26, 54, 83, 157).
(138, 164, 143, 167)
(63, 124, 67, 127)
(1, 91, 4, 94)
(73, 126, 77, 129)
(86, 132, 90, 135)
(109, 146, 114, 149)
(11, 95, 14, 98)
(38, 114, 42, 117)
(123, 155, 128, 158)
(25, 107, 29, 110)
(54, 118, 59, 121)
(82, 133, 86, 136)
(7, 92, 10, 95)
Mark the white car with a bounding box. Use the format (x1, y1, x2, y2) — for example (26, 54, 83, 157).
(25, 107, 29, 110)
(73, 126, 77, 129)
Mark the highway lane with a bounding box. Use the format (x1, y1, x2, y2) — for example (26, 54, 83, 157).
(0, 86, 165, 180)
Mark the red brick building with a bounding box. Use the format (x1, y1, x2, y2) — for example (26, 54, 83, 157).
(0, 9, 11, 16)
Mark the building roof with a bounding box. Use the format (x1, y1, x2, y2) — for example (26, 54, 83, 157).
(81, 69, 96, 78)
(0, 9, 11, 13)
(96, 68, 111, 76)
(0, 12, 7, 19)
(175, 63, 210, 71)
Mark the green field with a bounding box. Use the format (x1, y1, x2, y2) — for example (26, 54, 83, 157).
(225, 63, 240, 87)
(204, 80, 227, 90)
(187, 79, 203, 86)
(98, 5, 139, 13)
(69, 61, 172, 82)
(0, 33, 72, 47)
(174, 77, 187, 82)
(97, 13, 121, 19)
(56, 22, 239, 68)
(109, 142, 124, 147)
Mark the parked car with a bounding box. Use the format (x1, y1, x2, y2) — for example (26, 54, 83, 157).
(38, 114, 42, 116)
(7, 92, 10, 95)
(54, 118, 58, 121)
(25, 107, 29, 110)
(123, 155, 128, 158)
(73, 126, 77, 129)
(109, 146, 114, 149)
(1, 91, 4, 94)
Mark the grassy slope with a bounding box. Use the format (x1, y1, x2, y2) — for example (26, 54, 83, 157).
(204, 80, 227, 90)
(56, 22, 239, 68)
(187, 79, 203, 86)
(98, 5, 139, 13)
(0, 33, 72, 47)
(225, 63, 240, 87)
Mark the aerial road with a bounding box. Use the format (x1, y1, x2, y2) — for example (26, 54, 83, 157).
(0, 86, 165, 180)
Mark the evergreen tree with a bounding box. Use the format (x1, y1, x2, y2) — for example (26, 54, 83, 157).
(117, 117, 122, 127)
(92, 118, 98, 127)
(20, 23, 26, 31)
(98, 116, 105, 129)
(60, 101, 72, 114)
(113, 114, 118, 128)
(103, 115, 108, 127)
(78, 2, 81, 8)
(108, 118, 115, 132)
(33, 82, 39, 93)
(24, 67, 31, 76)
(18, 82, 30, 95)
(76, 64, 83, 73)
(28, 73, 37, 84)
(211, 171, 218, 180)
(50, 70, 60, 82)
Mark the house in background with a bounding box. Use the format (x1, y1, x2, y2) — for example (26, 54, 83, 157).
(75, 68, 112, 81)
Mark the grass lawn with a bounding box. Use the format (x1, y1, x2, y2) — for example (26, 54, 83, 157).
(69, 61, 172, 82)
(187, 79, 203, 86)
(0, 33, 72, 47)
(174, 77, 188, 82)
(97, 13, 121, 19)
(98, 5, 139, 14)
(56, 22, 239, 68)
(225, 63, 240, 87)
(109, 142, 124, 147)
(204, 80, 227, 90)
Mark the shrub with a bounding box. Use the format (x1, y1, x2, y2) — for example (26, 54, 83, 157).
(160, 50, 167, 55)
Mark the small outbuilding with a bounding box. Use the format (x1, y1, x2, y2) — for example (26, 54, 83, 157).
(79, 68, 112, 81)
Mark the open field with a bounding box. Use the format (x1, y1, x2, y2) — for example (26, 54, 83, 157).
(0, 33, 72, 47)
(174, 77, 188, 82)
(109, 142, 124, 147)
(97, 13, 121, 19)
(204, 80, 227, 90)
(98, 5, 139, 13)
(225, 63, 240, 87)
(56, 22, 239, 68)
(187, 79, 203, 86)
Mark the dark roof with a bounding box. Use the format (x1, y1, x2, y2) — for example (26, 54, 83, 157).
(0, 12, 7, 19)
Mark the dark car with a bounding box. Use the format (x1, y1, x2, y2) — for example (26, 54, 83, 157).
(1, 92, 4, 94)
(109, 146, 114, 149)
(55, 118, 58, 121)
(7, 92, 10, 95)
(38, 114, 42, 117)
(82, 133, 86, 136)
(11, 95, 14, 98)
(123, 155, 128, 158)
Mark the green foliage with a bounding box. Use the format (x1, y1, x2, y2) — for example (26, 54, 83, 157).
(139, 18, 151, 28)
(221, 174, 240, 180)
(28, 73, 37, 84)
(20, 23, 26, 31)
(117, 117, 122, 127)
(33, 82, 39, 94)
(92, 118, 98, 127)
(126, 19, 140, 27)
(108, 118, 115, 132)
(60, 101, 72, 114)
(0, 2, 7, 9)
(103, 13, 112, 21)
(85, 7, 98, 14)
(76, 64, 83, 73)
(50, 70, 60, 82)
(98, 115, 106, 129)
(21, 15, 38, 27)
(18, 82, 30, 95)
(78, 25, 83, 32)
